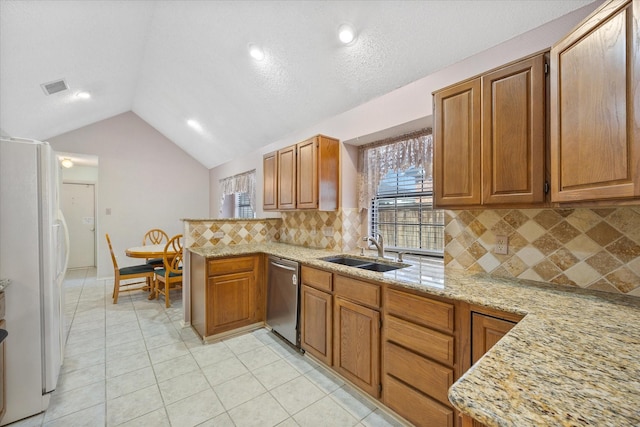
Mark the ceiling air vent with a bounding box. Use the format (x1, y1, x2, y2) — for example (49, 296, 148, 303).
(41, 78, 68, 95)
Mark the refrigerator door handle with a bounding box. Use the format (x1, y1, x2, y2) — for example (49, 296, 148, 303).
(59, 210, 70, 277)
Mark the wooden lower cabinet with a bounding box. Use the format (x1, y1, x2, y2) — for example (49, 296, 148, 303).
(385, 375, 454, 427)
(471, 312, 517, 364)
(462, 311, 519, 427)
(207, 270, 257, 335)
(333, 296, 380, 398)
(300, 284, 332, 365)
(383, 287, 458, 427)
(190, 254, 264, 339)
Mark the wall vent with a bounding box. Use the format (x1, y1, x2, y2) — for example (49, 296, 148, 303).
(41, 79, 68, 95)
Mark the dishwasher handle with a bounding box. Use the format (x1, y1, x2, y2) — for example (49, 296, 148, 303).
(269, 259, 299, 285)
(270, 261, 298, 272)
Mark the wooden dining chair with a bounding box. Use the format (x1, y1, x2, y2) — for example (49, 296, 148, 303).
(106, 233, 156, 304)
(142, 228, 169, 267)
(154, 234, 183, 308)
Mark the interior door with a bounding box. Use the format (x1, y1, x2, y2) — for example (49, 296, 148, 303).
(61, 183, 95, 268)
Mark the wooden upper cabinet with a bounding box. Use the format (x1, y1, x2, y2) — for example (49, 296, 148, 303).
(263, 135, 340, 211)
(550, 0, 639, 203)
(482, 54, 545, 205)
(277, 145, 296, 210)
(434, 52, 548, 209)
(296, 138, 319, 209)
(263, 152, 277, 211)
(297, 135, 340, 210)
(434, 78, 482, 207)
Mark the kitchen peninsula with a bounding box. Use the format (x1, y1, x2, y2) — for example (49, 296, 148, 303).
(183, 231, 640, 427)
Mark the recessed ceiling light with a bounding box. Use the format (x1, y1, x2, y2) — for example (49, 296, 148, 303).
(187, 119, 203, 133)
(75, 91, 91, 99)
(61, 158, 74, 168)
(338, 24, 357, 45)
(248, 44, 265, 61)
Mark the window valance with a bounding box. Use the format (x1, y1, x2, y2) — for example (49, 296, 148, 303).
(219, 169, 256, 214)
(357, 129, 433, 211)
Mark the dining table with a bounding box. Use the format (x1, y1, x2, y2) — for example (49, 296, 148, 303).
(125, 244, 177, 299)
(125, 243, 176, 259)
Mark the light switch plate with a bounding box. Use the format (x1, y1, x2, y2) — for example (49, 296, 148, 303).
(495, 235, 509, 255)
(212, 231, 224, 238)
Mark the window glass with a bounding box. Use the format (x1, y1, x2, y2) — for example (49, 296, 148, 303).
(371, 166, 443, 256)
(235, 192, 255, 219)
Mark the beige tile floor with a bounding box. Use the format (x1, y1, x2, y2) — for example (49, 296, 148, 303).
(8, 268, 407, 427)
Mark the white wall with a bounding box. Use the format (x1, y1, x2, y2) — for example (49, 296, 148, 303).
(62, 165, 99, 182)
(208, 3, 600, 217)
(49, 111, 210, 278)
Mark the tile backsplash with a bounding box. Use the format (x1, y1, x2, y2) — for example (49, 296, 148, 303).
(184, 218, 281, 249)
(279, 208, 363, 252)
(184, 208, 363, 252)
(445, 207, 640, 297)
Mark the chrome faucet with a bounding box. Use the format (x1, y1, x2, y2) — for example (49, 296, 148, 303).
(363, 233, 384, 258)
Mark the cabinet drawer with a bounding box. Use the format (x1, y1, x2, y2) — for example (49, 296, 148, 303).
(385, 315, 454, 366)
(384, 375, 454, 427)
(334, 275, 380, 309)
(385, 342, 453, 406)
(208, 256, 256, 276)
(301, 266, 332, 292)
(386, 288, 454, 333)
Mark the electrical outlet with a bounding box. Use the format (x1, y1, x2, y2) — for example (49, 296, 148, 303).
(212, 231, 224, 238)
(323, 227, 334, 237)
(495, 235, 509, 255)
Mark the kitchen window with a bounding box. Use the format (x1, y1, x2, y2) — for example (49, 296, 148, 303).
(219, 169, 256, 218)
(358, 130, 443, 256)
(234, 192, 255, 219)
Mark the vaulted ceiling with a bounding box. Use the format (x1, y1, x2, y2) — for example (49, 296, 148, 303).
(0, 0, 597, 169)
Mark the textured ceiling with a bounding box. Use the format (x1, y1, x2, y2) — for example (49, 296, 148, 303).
(0, 0, 596, 169)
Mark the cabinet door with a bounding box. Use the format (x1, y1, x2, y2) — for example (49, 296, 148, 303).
(263, 152, 278, 210)
(296, 138, 318, 209)
(300, 285, 332, 365)
(434, 78, 482, 207)
(277, 145, 296, 210)
(333, 297, 380, 397)
(471, 313, 516, 364)
(550, 0, 639, 202)
(482, 54, 545, 205)
(207, 271, 257, 336)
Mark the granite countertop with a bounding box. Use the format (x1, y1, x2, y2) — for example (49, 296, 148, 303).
(189, 242, 640, 427)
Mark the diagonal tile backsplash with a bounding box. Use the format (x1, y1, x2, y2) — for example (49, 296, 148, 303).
(445, 207, 640, 297)
(184, 208, 363, 253)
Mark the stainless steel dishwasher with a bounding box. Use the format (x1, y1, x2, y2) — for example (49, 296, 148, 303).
(266, 255, 300, 348)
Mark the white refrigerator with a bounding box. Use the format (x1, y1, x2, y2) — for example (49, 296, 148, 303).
(0, 138, 69, 425)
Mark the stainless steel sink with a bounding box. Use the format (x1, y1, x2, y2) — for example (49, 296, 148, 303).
(321, 256, 371, 267)
(356, 262, 403, 272)
(320, 256, 407, 272)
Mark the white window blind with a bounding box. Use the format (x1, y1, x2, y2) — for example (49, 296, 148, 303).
(235, 192, 255, 219)
(371, 166, 443, 256)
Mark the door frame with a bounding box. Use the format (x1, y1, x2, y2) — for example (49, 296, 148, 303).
(62, 180, 98, 268)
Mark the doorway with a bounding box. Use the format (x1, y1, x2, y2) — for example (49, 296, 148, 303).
(62, 183, 96, 268)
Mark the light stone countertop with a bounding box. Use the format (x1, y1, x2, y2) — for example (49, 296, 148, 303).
(189, 242, 640, 427)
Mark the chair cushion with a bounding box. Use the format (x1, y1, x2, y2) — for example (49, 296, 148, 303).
(155, 266, 183, 278)
(146, 258, 164, 266)
(120, 264, 155, 275)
